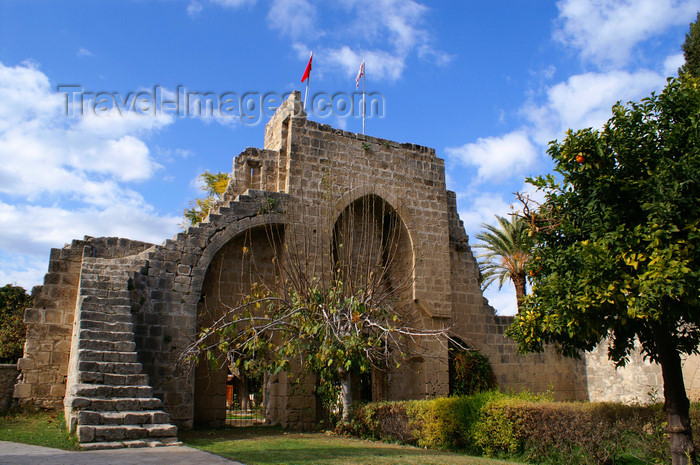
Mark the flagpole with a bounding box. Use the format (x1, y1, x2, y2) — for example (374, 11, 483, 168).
(362, 62, 366, 135)
(302, 51, 313, 113)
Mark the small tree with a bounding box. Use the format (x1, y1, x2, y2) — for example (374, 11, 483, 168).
(474, 215, 531, 311)
(508, 76, 700, 465)
(0, 284, 32, 364)
(183, 171, 230, 226)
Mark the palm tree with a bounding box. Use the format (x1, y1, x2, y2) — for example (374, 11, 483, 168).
(474, 214, 531, 312)
(183, 171, 230, 226)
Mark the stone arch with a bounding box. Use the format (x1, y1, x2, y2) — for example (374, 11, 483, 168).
(332, 188, 416, 302)
(332, 186, 415, 231)
(193, 213, 287, 286)
(331, 193, 424, 400)
(192, 219, 286, 427)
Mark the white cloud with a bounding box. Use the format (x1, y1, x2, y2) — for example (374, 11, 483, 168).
(664, 52, 685, 76)
(0, 64, 177, 202)
(554, 0, 699, 67)
(209, 0, 256, 7)
(76, 47, 93, 58)
(324, 46, 405, 82)
(267, 0, 317, 41)
(523, 70, 666, 144)
(187, 1, 203, 16)
(286, 1, 447, 82)
(0, 62, 185, 289)
(0, 201, 179, 257)
(457, 193, 513, 240)
(483, 286, 518, 316)
(445, 131, 538, 183)
(0, 253, 48, 292)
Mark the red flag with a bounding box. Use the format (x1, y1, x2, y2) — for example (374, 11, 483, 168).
(301, 51, 313, 82)
(356, 60, 365, 89)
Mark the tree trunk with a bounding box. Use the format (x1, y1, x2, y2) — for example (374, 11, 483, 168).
(653, 325, 696, 465)
(513, 272, 527, 313)
(237, 372, 251, 411)
(340, 370, 353, 422)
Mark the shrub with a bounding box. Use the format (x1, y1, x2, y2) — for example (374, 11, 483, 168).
(346, 393, 672, 464)
(0, 285, 31, 364)
(348, 401, 411, 442)
(407, 391, 504, 451)
(450, 348, 497, 396)
(473, 399, 668, 464)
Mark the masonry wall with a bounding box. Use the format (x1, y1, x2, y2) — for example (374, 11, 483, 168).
(15, 237, 154, 409)
(15, 241, 88, 408)
(0, 364, 18, 412)
(584, 339, 664, 403)
(279, 114, 454, 399)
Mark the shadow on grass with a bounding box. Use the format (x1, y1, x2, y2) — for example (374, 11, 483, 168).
(180, 426, 520, 465)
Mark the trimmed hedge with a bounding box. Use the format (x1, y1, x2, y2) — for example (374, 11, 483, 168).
(473, 399, 668, 464)
(345, 393, 693, 464)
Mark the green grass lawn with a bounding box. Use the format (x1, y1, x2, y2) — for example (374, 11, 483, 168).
(0, 410, 523, 464)
(0, 408, 80, 450)
(181, 427, 524, 465)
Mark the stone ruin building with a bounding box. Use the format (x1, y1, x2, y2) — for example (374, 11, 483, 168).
(10, 91, 696, 449)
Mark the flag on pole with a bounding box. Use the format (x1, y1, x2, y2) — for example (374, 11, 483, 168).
(301, 51, 313, 82)
(355, 60, 365, 89)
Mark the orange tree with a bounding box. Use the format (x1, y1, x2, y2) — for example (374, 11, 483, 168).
(0, 284, 32, 363)
(508, 76, 700, 465)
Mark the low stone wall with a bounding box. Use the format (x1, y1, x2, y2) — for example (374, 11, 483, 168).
(0, 364, 19, 411)
(585, 339, 664, 404)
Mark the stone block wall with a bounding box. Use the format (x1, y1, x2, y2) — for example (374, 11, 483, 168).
(585, 339, 664, 404)
(0, 364, 19, 411)
(15, 241, 86, 408)
(14, 237, 154, 409)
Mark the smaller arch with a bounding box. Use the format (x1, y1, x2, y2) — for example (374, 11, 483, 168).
(194, 213, 287, 280)
(193, 221, 286, 427)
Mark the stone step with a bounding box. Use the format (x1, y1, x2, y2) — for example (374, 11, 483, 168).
(78, 339, 136, 352)
(80, 319, 133, 333)
(77, 423, 177, 443)
(67, 396, 163, 412)
(78, 349, 138, 363)
(78, 371, 149, 386)
(80, 310, 132, 323)
(78, 360, 143, 374)
(79, 329, 133, 343)
(77, 410, 171, 426)
(80, 438, 182, 450)
(71, 384, 153, 399)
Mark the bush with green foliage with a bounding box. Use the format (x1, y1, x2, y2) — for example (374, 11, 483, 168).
(0, 284, 31, 364)
(346, 392, 686, 464)
(450, 349, 497, 396)
(473, 399, 669, 463)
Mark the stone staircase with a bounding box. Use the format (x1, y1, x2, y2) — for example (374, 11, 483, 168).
(64, 258, 181, 450)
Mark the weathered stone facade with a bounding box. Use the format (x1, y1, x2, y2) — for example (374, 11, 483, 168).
(15, 91, 694, 447)
(0, 364, 19, 412)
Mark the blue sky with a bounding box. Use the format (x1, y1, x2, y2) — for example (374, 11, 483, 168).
(0, 0, 697, 315)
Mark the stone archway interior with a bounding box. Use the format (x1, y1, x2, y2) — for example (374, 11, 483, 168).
(194, 225, 284, 427)
(331, 195, 418, 400)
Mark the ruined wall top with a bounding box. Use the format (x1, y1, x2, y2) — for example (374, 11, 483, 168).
(262, 91, 437, 160)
